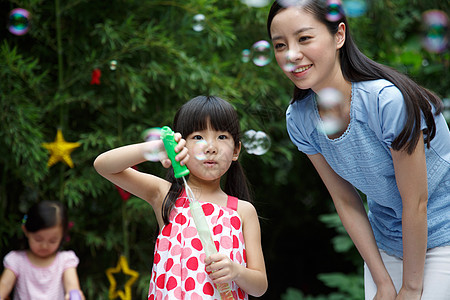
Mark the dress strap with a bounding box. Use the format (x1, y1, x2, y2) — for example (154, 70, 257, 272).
(227, 196, 238, 211)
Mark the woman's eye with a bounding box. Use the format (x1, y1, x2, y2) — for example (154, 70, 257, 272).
(274, 43, 285, 50)
(299, 36, 311, 42)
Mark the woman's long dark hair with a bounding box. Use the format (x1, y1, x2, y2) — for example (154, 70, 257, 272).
(267, 0, 443, 154)
(161, 96, 252, 225)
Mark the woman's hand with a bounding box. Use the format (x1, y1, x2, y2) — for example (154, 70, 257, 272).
(394, 286, 422, 300)
(205, 253, 242, 284)
(373, 283, 397, 300)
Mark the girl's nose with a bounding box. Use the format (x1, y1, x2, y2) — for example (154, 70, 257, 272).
(205, 141, 217, 154)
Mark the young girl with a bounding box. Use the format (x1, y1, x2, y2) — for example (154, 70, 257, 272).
(94, 95, 267, 299)
(267, 1, 450, 300)
(0, 201, 84, 300)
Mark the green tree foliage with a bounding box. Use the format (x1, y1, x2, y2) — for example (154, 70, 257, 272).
(1, 0, 448, 299)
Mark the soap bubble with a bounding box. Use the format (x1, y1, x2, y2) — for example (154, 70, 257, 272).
(342, 0, 366, 18)
(251, 40, 272, 67)
(421, 10, 449, 53)
(326, 0, 344, 22)
(443, 98, 450, 123)
(242, 130, 271, 155)
(193, 140, 208, 161)
(8, 8, 30, 36)
(282, 50, 297, 72)
(192, 14, 206, 32)
(278, 0, 309, 7)
(241, 49, 251, 63)
(317, 87, 343, 109)
(110, 60, 117, 71)
(241, 0, 270, 7)
(316, 88, 346, 136)
(142, 127, 164, 162)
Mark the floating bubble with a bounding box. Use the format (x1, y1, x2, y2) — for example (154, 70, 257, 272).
(342, 0, 366, 18)
(443, 98, 450, 123)
(241, 0, 270, 7)
(110, 60, 117, 71)
(277, 0, 309, 7)
(192, 14, 206, 32)
(242, 130, 271, 155)
(251, 40, 272, 67)
(142, 127, 163, 162)
(317, 87, 343, 109)
(241, 49, 251, 63)
(193, 140, 208, 161)
(326, 0, 344, 22)
(316, 88, 346, 136)
(282, 50, 297, 72)
(421, 10, 449, 53)
(8, 8, 30, 36)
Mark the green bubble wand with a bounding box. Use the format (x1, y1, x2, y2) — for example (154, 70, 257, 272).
(160, 126, 236, 300)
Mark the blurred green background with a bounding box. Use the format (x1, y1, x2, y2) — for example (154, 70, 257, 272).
(1, 0, 449, 299)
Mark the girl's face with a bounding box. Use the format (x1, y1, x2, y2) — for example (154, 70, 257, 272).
(185, 123, 240, 182)
(23, 225, 63, 258)
(270, 7, 345, 92)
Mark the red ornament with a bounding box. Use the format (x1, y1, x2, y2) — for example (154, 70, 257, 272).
(115, 185, 131, 202)
(90, 68, 101, 85)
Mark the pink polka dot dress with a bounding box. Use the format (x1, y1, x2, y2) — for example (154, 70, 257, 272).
(148, 190, 248, 300)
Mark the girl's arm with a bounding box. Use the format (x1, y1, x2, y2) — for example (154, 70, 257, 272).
(63, 267, 85, 300)
(0, 268, 16, 299)
(391, 133, 427, 300)
(308, 153, 397, 299)
(206, 201, 268, 297)
(93, 138, 188, 207)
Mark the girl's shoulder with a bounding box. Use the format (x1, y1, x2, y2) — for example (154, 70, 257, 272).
(3, 250, 26, 264)
(57, 250, 80, 267)
(236, 200, 258, 221)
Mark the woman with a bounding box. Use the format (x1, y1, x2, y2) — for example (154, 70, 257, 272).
(267, 1, 450, 299)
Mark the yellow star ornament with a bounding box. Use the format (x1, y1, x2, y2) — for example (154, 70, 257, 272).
(106, 255, 139, 300)
(42, 129, 81, 168)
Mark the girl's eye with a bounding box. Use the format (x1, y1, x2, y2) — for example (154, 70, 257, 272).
(218, 135, 228, 140)
(193, 135, 203, 140)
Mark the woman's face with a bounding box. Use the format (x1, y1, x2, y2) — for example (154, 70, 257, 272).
(270, 7, 345, 92)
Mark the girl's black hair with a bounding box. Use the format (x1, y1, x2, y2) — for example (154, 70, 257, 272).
(161, 96, 252, 225)
(267, 0, 443, 154)
(23, 200, 69, 248)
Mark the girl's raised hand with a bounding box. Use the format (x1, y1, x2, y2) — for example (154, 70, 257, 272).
(156, 132, 189, 168)
(205, 253, 242, 284)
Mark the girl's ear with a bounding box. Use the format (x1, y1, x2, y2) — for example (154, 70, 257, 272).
(233, 142, 242, 161)
(22, 225, 29, 237)
(335, 22, 346, 50)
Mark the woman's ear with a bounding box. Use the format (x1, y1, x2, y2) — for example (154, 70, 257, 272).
(335, 22, 346, 50)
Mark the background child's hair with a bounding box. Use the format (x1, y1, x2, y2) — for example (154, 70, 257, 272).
(161, 96, 252, 225)
(23, 200, 69, 248)
(267, 0, 443, 154)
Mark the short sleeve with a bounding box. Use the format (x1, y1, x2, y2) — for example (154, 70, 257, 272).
(3, 251, 20, 276)
(286, 101, 319, 155)
(377, 85, 409, 148)
(60, 250, 79, 270)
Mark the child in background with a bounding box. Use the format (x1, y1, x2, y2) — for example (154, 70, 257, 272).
(0, 201, 84, 300)
(94, 95, 267, 299)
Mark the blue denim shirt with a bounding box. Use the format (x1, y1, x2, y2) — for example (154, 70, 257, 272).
(286, 79, 450, 258)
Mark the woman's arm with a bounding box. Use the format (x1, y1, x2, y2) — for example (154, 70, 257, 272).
(205, 201, 267, 297)
(0, 269, 16, 299)
(391, 132, 427, 300)
(308, 153, 396, 299)
(63, 267, 85, 300)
